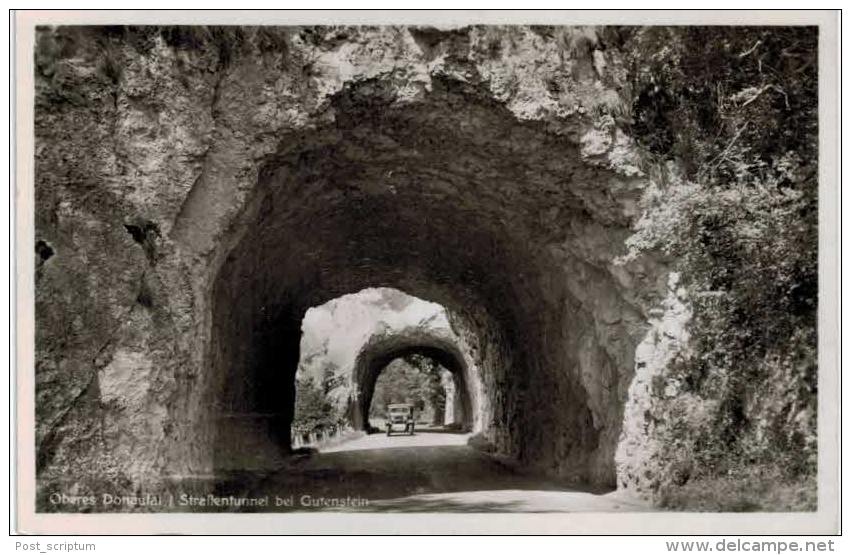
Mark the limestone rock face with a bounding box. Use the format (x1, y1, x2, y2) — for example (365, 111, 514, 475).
(615, 273, 692, 495)
(33, 25, 676, 507)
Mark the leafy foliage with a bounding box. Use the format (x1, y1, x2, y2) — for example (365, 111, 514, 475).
(622, 26, 817, 182)
(292, 375, 339, 435)
(369, 355, 446, 420)
(618, 27, 818, 484)
(658, 466, 817, 512)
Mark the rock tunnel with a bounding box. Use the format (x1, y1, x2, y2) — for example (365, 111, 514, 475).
(349, 332, 478, 433)
(204, 75, 654, 486)
(33, 26, 674, 503)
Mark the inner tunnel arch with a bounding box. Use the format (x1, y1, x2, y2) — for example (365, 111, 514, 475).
(350, 334, 478, 433)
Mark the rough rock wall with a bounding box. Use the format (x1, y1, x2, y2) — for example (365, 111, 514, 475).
(616, 273, 692, 493)
(34, 25, 675, 507)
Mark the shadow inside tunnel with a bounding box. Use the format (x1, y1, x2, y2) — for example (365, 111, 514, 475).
(349, 489, 651, 513)
(392, 426, 470, 435)
(363, 423, 470, 434)
(347, 496, 528, 513)
(212, 439, 620, 513)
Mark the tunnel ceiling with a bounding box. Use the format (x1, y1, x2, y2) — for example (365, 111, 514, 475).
(215, 77, 637, 337)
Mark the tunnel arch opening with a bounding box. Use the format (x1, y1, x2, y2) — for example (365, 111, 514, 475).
(201, 75, 646, 487)
(366, 352, 470, 431)
(292, 287, 479, 441)
(353, 340, 476, 433)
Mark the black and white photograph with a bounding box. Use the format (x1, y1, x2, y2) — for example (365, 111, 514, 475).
(12, 9, 840, 536)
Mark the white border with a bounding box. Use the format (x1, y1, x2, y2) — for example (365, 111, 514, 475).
(12, 9, 841, 535)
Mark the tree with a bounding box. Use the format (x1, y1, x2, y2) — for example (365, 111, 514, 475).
(368, 355, 447, 420)
(292, 376, 338, 434)
(404, 354, 447, 419)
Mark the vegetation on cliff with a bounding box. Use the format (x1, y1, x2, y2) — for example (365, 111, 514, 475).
(618, 27, 818, 510)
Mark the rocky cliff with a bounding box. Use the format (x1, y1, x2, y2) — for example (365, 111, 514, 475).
(34, 25, 688, 509)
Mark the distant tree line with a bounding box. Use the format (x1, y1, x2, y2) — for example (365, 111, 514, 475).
(369, 355, 446, 421)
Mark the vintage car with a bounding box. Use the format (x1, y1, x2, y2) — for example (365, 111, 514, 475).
(385, 403, 415, 436)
